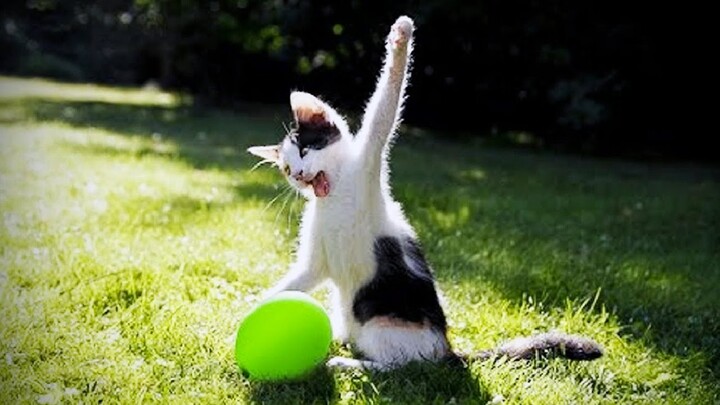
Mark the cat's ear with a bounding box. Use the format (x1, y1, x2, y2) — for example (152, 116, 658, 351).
(290, 91, 336, 127)
(247, 144, 280, 162)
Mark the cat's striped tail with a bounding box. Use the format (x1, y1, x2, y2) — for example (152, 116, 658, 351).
(461, 331, 603, 362)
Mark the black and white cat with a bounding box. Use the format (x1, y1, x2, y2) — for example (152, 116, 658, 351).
(248, 16, 602, 371)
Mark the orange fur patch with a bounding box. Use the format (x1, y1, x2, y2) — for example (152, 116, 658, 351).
(368, 316, 430, 330)
(291, 93, 328, 124)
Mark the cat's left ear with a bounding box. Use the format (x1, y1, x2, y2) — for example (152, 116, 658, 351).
(247, 145, 280, 162)
(290, 91, 336, 127)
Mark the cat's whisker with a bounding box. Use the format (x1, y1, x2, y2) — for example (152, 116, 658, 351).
(250, 159, 274, 172)
(281, 121, 292, 136)
(274, 185, 294, 226)
(261, 184, 291, 215)
(287, 188, 300, 230)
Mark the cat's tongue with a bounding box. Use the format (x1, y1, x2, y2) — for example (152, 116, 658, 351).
(311, 171, 330, 198)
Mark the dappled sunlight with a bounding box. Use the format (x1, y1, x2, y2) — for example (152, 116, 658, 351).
(0, 118, 297, 402)
(0, 84, 287, 177)
(614, 260, 693, 299)
(428, 204, 472, 231)
(418, 192, 715, 328)
(55, 123, 180, 158)
(0, 120, 296, 289)
(444, 278, 697, 403)
(0, 76, 184, 107)
(458, 168, 488, 181)
(396, 143, 719, 401)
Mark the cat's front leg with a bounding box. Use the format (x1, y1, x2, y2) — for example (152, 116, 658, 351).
(388, 16, 414, 60)
(356, 16, 415, 177)
(262, 263, 325, 300)
(383, 16, 414, 87)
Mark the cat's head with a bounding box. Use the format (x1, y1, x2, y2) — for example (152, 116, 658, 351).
(248, 91, 351, 199)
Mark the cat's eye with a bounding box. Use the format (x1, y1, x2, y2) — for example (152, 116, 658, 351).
(283, 165, 290, 175)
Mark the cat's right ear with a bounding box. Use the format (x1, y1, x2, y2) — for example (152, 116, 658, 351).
(247, 145, 280, 162)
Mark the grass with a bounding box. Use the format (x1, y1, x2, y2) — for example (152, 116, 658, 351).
(0, 75, 718, 404)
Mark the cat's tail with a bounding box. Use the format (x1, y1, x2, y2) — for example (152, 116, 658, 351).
(458, 331, 603, 363)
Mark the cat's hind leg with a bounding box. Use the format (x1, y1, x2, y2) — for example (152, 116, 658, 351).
(326, 356, 391, 372)
(331, 316, 450, 372)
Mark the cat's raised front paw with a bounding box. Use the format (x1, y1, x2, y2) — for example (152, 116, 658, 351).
(389, 16, 414, 50)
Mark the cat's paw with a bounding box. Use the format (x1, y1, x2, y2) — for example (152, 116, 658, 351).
(389, 16, 414, 51)
(327, 356, 388, 371)
(326, 356, 360, 370)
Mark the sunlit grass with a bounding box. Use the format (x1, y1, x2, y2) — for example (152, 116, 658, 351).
(0, 76, 184, 106)
(1, 77, 718, 404)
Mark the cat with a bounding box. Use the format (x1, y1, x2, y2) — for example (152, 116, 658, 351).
(247, 16, 603, 371)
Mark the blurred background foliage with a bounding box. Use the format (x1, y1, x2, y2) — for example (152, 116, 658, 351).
(1, 0, 702, 159)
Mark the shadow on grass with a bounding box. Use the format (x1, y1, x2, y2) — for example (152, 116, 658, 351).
(244, 366, 338, 404)
(6, 96, 720, 380)
(360, 361, 489, 404)
(243, 361, 488, 404)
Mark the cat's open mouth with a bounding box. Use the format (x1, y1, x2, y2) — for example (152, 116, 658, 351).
(309, 171, 330, 198)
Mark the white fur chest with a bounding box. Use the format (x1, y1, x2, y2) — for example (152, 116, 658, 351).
(311, 173, 381, 291)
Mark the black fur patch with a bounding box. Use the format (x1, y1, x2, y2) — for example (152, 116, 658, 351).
(352, 236, 447, 332)
(289, 121, 340, 157)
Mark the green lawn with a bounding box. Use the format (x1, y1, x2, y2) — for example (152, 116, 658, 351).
(1, 76, 718, 404)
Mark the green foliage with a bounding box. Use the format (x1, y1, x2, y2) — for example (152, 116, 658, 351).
(1, 77, 719, 404)
(1, 0, 700, 158)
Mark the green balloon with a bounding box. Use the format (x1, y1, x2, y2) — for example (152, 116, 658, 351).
(235, 291, 332, 381)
